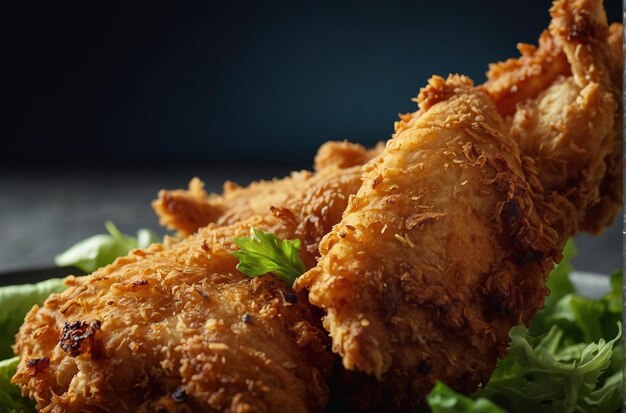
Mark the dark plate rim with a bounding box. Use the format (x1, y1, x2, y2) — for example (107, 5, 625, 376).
(0, 267, 611, 297)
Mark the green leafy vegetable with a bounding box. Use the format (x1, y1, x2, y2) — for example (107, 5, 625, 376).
(0, 278, 66, 359)
(0, 223, 160, 412)
(0, 357, 35, 413)
(0, 226, 621, 413)
(475, 324, 621, 413)
(232, 228, 305, 284)
(428, 240, 623, 413)
(0, 279, 65, 412)
(530, 240, 577, 333)
(54, 221, 160, 273)
(427, 381, 506, 412)
(604, 270, 622, 314)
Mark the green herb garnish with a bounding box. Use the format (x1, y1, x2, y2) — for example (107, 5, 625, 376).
(232, 228, 305, 284)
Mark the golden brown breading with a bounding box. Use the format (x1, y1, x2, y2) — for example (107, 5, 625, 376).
(607, 22, 623, 89)
(154, 166, 363, 270)
(583, 21, 623, 234)
(12, 139, 372, 412)
(152, 141, 380, 237)
(313, 140, 384, 171)
(13, 2, 621, 412)
(13, 217, 335, 413)
(483, 0, 622, 235)
(296, 75, 562, 410)
(151, 177, 215, 236)
(482, 29, 569, 118)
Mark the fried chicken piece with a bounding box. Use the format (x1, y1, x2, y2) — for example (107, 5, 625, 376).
(152, 176, 215, 236)
(13, 216, 336, 413)
(14, 138, 378, 412)
(296, 74, 562, 409)
(607, 22, 623, 90)
(13, 138, 375, 412)
(483, 29, 569, 118)
(483, 0, 622, 234)
(153, 141, 382, 236)
(586, 21, 624, 233)
(152, 167, 360, 242)
(313, 140, 385, 171)
(153, 166, 363, 270)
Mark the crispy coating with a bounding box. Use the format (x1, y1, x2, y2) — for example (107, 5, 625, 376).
(152, 177, 215, 236)
(13, 217, 335, 413)
(584, 21, 623, 234)
(483, 29, 569, 118)
(296, 75, 562, 409)
(483, 0, 622, 234)
(153, 165, 363, 270)
(12, 2, 621, 412)
(14, 142, 373, 412)
(152, 141, 381, 237)
(313, 140, 384, 171)
(12, 139, 371, 411)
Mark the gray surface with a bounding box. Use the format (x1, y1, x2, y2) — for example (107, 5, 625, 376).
(570, 271, 611, 299)
(0, 164, 622, 274)
(0, 163, 300, 272)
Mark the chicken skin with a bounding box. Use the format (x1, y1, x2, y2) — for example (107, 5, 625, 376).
(296, 0, 620, 409)
(483, 0, 622, 235)
(12, 139, 379, 412)
(296, 74, 563, 409)
(13, 216, 336, 413)
(152, 141, 382, 237)
(12, 1, 621, 412)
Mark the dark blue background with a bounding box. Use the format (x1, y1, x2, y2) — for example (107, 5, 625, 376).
(2, 1, 621, 164)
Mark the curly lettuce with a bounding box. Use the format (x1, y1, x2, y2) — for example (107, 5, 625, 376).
(427, 241, 623, 413)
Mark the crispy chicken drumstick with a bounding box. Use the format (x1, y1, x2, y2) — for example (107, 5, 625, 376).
(296, 0, 621, 409)
(13, 219, 332, 413)
(483, 0, 622, 234)
(296, 74, 564, 408)
(11, 151, 368, 412)
(12, 0, 621, 412)
(153, 141, 382, 237)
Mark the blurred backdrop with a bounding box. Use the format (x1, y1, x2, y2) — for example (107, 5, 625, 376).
(0, 1, 622, 272)
(3, 0, 620, 163)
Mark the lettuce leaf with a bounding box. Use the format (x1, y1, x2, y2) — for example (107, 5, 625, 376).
(478, 323, 621, 413)
(428, 240, 623, 413)
(0, 222, 161, 411)
(0, 357, 35, 413)
(427, 381, 506, 412)
(604, 270, 622, 315)
(54, 221, 160, 273)
(529, 240, 576, 335)
(0, 278, 66, 360)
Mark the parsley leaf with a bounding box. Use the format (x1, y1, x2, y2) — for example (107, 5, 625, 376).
(232, 228, 305, 285)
